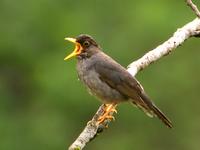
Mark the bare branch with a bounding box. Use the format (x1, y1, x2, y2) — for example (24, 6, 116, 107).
(68, 18, 200, 150)
(127, 18, 200, 75)
(186, 0, 200, 18)
(69, 104, 116, 150)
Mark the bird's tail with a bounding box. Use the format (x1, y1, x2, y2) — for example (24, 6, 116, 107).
(151, 103, 173, 128)
(135, 92, 173, 128)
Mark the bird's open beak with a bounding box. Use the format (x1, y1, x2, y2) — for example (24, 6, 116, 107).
(64, 37, 82, 60)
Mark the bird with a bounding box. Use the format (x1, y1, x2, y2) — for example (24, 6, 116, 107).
(64, 34, 172, 128)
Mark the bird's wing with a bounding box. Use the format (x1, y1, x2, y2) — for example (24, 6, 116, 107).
(94, 58, 145, 101)
(94, 56, 172, 128)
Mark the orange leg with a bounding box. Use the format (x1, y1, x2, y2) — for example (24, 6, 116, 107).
(97, 103, 117, 124)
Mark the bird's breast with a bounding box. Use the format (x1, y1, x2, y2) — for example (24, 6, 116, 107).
(76, 56, 126, 103)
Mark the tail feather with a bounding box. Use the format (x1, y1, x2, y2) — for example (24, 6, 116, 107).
(137, 92, 173, 128)
(151, 104, 173, 128)
(131, 101, 154, 118)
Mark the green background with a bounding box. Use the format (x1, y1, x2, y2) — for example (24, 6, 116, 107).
(0, 0, 200, 150)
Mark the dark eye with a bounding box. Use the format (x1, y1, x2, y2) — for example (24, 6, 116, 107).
(83, 41, 90, 47)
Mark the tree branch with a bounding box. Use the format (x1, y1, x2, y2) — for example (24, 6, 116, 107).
(127, 18, 200, 75)
(186, 0, 200, 18)
(68, 104, 115, 150)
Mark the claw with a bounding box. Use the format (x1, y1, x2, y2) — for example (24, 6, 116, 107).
(96, 103, 117, 125)
(97, 115, 115, 124)
(107, 115, 115, 121)
(111, 108, 117, 114)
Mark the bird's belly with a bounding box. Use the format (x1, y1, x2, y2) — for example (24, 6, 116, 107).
(77, 64, 126, 103)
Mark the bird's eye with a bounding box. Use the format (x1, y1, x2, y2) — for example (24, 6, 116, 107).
(83, 41, 90, 47)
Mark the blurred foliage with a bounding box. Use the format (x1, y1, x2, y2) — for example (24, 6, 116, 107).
(0, 0, 200, 150)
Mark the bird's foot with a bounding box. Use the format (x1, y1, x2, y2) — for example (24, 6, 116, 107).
(97, 115, 115, 124)
(97, 103, 117, 125)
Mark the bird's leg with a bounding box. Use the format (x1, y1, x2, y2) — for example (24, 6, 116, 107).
(97, 103, 117, 125)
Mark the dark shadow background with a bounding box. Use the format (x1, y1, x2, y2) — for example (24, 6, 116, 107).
(0, 0, 200, 150)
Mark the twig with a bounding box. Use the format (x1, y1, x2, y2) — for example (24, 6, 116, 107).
(127, 18, 200, 75)
(68, 104, 115, 150)
(68, 18, 200, 150)
(186, 0, 200, 18)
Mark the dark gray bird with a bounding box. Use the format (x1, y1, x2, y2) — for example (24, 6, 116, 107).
(64, 34, 172, 128)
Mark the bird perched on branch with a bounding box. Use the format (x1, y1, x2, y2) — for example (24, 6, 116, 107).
(64, 34, 172, 128)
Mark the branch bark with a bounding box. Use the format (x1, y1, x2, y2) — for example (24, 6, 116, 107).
(186, 0, 200, 18)
(127, 18, 200, 76)
(68, 2, 200, 150)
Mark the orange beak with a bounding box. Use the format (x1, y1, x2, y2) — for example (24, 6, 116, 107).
(64, 37, 82, 60)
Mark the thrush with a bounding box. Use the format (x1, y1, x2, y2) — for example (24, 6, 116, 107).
(64, 34, 172, 128)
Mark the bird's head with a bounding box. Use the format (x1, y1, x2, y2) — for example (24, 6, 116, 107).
(64, 34, 100, 60)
